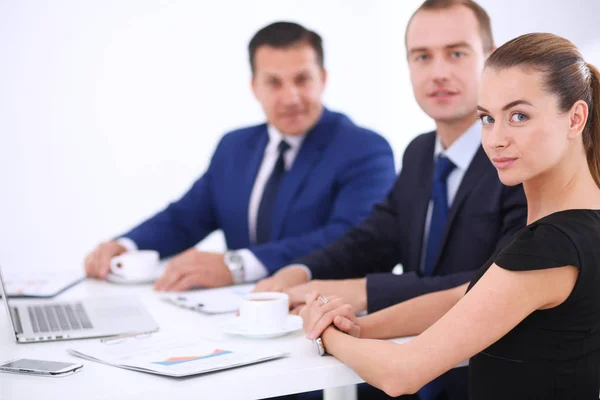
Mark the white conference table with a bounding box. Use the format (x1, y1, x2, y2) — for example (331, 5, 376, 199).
(0, 279, 415, 400)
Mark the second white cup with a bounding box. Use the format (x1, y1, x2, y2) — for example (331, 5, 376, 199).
(239, 292, 289, 332)
(109, 250, 160, 280)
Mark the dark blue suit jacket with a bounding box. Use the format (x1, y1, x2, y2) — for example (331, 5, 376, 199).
(122, 108, 396, 274)
(295, 130, 528, 310)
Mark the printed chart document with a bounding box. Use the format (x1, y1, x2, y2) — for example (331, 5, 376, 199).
(3, 270, 85, 298)
(161, 284, 254, 314)
(67, 335, 288, 377)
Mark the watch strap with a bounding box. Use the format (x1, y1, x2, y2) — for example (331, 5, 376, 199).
(314, 337, 326, 356)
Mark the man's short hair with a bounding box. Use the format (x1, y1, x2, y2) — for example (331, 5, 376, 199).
(248, 22, 324, 74)
(406, 0, 495, 53)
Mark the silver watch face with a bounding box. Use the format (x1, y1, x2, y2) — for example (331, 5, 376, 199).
(226, 253, 243, 271)
(228, 253, 243, 266)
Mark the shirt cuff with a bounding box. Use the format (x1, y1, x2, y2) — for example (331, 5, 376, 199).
(291, 264, 312, 281)
(116, 237, 138, 252)
(275, 263, 312, 280)
(237, 249, 269, 282)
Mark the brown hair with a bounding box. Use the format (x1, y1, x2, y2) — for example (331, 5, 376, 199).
(406, 0, 495, 53)
(485, 33, 600, 188)
(248, 22, 323, 74)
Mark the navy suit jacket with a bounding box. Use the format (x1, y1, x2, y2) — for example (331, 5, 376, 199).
(122, 108, 396, 274)
(295, 130, 528, 312)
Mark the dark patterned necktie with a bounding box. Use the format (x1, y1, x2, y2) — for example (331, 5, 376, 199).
(256, 140, 291, 244)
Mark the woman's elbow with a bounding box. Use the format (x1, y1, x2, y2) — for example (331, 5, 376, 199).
(380, 380, 416, 398)
(378, 370, 419, 398)
(381, 382, 406, 398)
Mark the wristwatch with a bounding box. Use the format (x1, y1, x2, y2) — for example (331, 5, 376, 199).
(224, 251, 245, 284)
(314, 337, 326, 356)
(314, 295, 330, 356)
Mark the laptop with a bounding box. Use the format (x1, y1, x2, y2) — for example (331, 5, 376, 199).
(0, 266, 159, 343)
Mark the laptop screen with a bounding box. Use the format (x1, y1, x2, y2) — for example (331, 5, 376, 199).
(0, 266, 19, 336)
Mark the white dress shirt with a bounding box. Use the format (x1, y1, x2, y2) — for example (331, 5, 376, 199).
(119, 125, 306, 282)
(247, 126, 306, 245)
(419, 121, 482, 272)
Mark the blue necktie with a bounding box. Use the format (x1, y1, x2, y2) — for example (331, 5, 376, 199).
(423, 155, 456, 277)
(256, 140, 291, 244)
(419, 155, 456, 400)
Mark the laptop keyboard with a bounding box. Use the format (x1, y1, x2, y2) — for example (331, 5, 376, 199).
(27, 303, 93, 333)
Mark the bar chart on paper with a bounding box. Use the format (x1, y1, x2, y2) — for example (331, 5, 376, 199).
(152, 350, 233, 366)
(68, 336, 288, 377)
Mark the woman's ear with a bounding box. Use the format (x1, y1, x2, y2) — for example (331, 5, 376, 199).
(567, 100, 589, 139)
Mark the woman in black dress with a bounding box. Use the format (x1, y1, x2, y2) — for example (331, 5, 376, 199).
(300, 32, 600, 399)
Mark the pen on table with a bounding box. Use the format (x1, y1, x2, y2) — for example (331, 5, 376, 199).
(100, 331, 154, 344)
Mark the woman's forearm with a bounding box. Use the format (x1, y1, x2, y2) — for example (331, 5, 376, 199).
(359, 283, 468, 339)
(321, 327, 415, 397)
(320, 284, 470, 397)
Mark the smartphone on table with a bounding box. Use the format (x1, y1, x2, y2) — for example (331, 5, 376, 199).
(0, 358, 83, 377)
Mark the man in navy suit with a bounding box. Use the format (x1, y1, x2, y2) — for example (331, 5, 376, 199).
(84, 22, 396, 291)
(256, 2, 527, 399)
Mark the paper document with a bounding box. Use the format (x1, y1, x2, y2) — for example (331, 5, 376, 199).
(67, 335, 288, 377)
(161, 284, 253, 314)
(3, 270, 85, 298)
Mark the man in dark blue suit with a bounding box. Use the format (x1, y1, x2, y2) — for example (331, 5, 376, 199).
(84, 22, 396, 291)
(256, 2, 527, 399)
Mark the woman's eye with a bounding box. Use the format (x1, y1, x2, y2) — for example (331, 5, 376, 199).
(480, 115, 495, 125)
(510, 113, 528, 123)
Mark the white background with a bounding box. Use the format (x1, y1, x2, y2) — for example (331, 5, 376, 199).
(1, 0, 600, 273)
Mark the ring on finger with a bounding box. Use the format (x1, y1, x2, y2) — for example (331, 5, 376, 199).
(317, 295, 328, 305)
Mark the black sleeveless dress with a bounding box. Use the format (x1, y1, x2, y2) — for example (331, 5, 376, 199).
(466, 210, 600, 400)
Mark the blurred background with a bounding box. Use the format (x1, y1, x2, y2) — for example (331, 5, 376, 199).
(1, 0, 600, 273)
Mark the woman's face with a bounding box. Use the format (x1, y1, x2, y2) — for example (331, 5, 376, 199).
(478, 67, 573, 187)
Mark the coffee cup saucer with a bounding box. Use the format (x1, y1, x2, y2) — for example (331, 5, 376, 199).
(106, 270, 162, 285)
(221, 315, 302, 339)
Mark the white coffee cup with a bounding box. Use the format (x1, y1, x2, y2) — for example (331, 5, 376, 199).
(109, 250, 160, 280)
(239, 292, 289, 332)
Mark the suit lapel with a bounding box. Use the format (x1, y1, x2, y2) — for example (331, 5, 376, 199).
(271, 109, 337, 240)
(431, 146, 489, 270)
(411, 133, 436, 267)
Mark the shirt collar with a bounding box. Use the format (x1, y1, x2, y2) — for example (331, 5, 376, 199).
(267, 125, 306, 151)
(434, 120, 482, 171)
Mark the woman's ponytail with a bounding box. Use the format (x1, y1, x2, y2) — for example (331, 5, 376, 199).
(585, 62, 600, 188)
